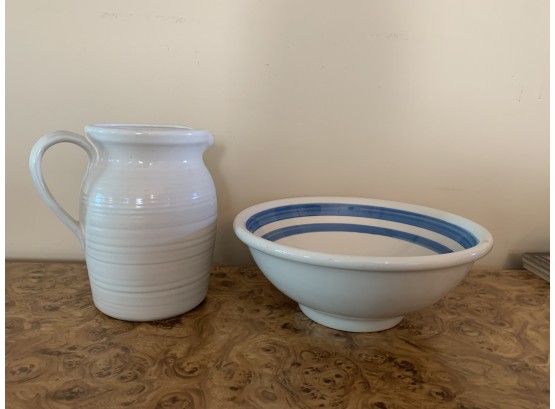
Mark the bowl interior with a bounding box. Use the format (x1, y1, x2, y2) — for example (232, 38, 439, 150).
(246, 202, 479, 258)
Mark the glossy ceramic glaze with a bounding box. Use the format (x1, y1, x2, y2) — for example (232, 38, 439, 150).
(234, 197, 493, 332)
(29, 124, 217, 321)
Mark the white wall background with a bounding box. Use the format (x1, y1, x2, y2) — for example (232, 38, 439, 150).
(6, 0, 549, 268)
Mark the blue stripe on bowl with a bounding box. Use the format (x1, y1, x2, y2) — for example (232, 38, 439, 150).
(261, 223, 454, 254)
(246, 203, 478, 249)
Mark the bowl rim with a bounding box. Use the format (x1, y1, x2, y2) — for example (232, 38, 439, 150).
(233, 196, 494, 271)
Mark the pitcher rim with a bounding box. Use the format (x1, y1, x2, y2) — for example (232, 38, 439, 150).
(85, 124, 213, 145)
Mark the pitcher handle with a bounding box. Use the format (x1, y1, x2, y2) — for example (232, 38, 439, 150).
(29, 131, 98, 249)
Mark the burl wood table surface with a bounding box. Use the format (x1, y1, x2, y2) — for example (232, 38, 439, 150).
(6, 262, 549, 409)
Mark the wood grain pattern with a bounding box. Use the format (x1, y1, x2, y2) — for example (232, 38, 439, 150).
(6, 262, 549, 408)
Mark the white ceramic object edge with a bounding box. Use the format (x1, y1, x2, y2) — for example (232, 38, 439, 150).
(234, 196, 493, 272)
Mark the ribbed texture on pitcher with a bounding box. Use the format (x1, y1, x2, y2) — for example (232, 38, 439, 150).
(82, 126, 217, 321)
(30, 125, 218, 321)
(84, 177, 216, 320)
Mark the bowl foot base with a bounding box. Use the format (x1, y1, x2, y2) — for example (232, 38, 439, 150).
(299, 304, 403, 332)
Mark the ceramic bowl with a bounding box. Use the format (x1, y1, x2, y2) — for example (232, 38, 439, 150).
(233, 197, 493, 332)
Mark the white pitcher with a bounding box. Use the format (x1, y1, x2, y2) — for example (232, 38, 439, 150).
(29, 124, 217, 321)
